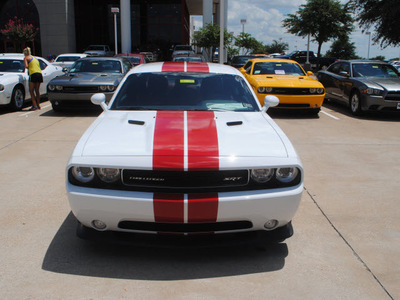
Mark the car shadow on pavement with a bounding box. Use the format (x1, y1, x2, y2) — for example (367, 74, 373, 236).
(42, 212, 289, 280)
(267, 109, 320, 120)
(323, 100, 400, 122)
(39, 107, 102, 118)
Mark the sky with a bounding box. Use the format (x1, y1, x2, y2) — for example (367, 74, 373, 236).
(192, 0, 400, 60)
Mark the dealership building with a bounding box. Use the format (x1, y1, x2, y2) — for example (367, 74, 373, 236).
(0, 0, 227, 60)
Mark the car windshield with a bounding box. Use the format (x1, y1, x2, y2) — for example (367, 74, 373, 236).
(86, 46, 105, 51)
(232, 56, 254, 64)
(252, 62, 305, 75)
(0, 59, 25, 73)
(173, 57, 203, 62)
(69, 60, 122, 73)
(55, 56, 82, 62)
(111, 72, 259, 112)
(124, 57, 141, 64)
(352, 63, 400, 78)
(174, 46, 192, 51)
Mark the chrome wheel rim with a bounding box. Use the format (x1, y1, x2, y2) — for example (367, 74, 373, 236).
(351, 94, 359, 112)
(14, 89, 24, 108)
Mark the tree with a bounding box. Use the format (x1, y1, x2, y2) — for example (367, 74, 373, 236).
(192, 23, 234, 61)
(265, 40, 289, 54)
(349, 0, 400, 48)
(234, 32, 265, 55)
(282, 0, 354, 65)
(0, 17, 38, 52)
(326, 34, 358, 59)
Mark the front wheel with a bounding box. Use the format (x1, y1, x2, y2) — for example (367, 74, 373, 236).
(10, 86, 25, 111)
(349, 91, 362, 116)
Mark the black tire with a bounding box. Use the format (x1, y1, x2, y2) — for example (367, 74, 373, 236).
(10, 86, 25, 111)
(51, 100, 63, 112)
(349, 91, 362, 116)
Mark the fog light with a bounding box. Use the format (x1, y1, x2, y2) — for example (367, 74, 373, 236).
(264, 219, 278, 230)
(92, 220, 107, 230)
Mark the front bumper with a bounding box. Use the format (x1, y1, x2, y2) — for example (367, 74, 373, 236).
(48, 91, 114, 102)
(257, 93, 325, 109)
(362, 94, 400, 112)
(67, 182, 303, 235)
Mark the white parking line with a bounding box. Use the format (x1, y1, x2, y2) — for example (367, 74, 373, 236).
(321, 109, 340, 120)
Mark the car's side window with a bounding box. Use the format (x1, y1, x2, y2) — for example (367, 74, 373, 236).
(38, 59, 48, 70)
(338, 62, 350, 76)
(328, 63, 341, 75)
(243, 61, 252, 74)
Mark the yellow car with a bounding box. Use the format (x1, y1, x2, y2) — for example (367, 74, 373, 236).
(240, 58, 325, 114)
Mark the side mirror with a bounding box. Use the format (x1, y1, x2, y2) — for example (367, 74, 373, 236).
(262, 95, 279, 112)
(339, 71, 350, 77)
(91, 93, 108, 110)
(62, 67, 68, 73)
(307, 71, 314, 76)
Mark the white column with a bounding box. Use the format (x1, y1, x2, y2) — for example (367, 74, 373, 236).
(120, 0, 131, 53)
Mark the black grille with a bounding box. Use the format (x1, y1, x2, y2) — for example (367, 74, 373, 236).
(277, 103, 310, 108)
(118, 220, 253, 233)
(62, 86, 100, 93)
(271, 88, 313, 95)
(122, 169, 249, 188)
(385, 91, 400, 101)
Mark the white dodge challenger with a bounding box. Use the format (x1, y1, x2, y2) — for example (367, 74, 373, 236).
(66, 61, 303, 245)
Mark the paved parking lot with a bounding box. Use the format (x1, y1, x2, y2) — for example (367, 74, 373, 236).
(0, 100, 399, 299)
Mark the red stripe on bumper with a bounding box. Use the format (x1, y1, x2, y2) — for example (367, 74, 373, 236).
(188, 193, 219, 222)
(153, 193, 184, 222)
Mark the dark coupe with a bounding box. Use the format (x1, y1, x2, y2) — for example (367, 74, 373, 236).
(48, 56, 131, 111)
(317, 60, 400, 115)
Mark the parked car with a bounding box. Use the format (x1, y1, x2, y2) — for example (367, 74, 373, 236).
(172, 53, 206, 62)
(116, 53, 149, 66)
(66, 61, 303, 246)
(139, 52, 155, 62)
(240, 58, 325, 115)
(52, 53, 88, 70)
(276, 50, 336, 70)
(317, 60, 400, 115)
(84, 45, 114, 57)
(47, 56, 131, 111)
(229, 55, 257, 69)
(171, 45, 195, 57)
(0, 53, 64, 110)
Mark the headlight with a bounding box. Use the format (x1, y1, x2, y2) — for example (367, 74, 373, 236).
(107, 85, 116, 92)
(276, 167, 299, 183)
(251, 169, 274, 183)
(48, 85, 55, 91)
(99, 85, 107, 91)
(71, 166, 95, 183)
(317, 88, 324, 94)
(366, 88, 384, 96)
(309, 88, 316, 94)
(96, 168, 120, 183)
(56, 85, 63, 91)
(258, 87, 266, 93)
(0, 84, 5, 91)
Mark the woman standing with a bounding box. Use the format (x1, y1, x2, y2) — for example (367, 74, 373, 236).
(23, 47, 43, 111)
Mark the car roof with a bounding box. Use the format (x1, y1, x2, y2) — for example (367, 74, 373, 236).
(127, 61, 241, 76)
(116, 53, 145, 57)
(79, 56, 126, 62)
(56, 53, 87, 57)
(0, 53, 45, 60)
(246, 58, 300, 64)
(335, 59, 389, 64)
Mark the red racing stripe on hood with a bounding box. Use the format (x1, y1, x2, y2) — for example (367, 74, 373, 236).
(162, 62, 185, 72)
(187, 111, 219, 170)
(153, 111, 184, 170)
(186, 62, 209, 73)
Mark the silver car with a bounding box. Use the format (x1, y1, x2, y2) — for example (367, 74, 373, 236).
(47, 57, 131, 111)
(317, 60, 400, 115)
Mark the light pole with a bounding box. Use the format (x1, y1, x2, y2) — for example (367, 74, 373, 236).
(240, 19, 246, 33)
(366, 31, 371, 59)
(111, 7, 119, 55)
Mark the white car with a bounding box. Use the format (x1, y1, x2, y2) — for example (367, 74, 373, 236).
(66, 62, 303, 246)
(0, 54, 64, 110)
(52, 53, 88, 70)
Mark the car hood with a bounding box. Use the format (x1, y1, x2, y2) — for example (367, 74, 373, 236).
(77, 111, 288, 160)
(49, 73, 122, 85)
(252, 75, 322, 87)
(358, 77, 400, 90)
